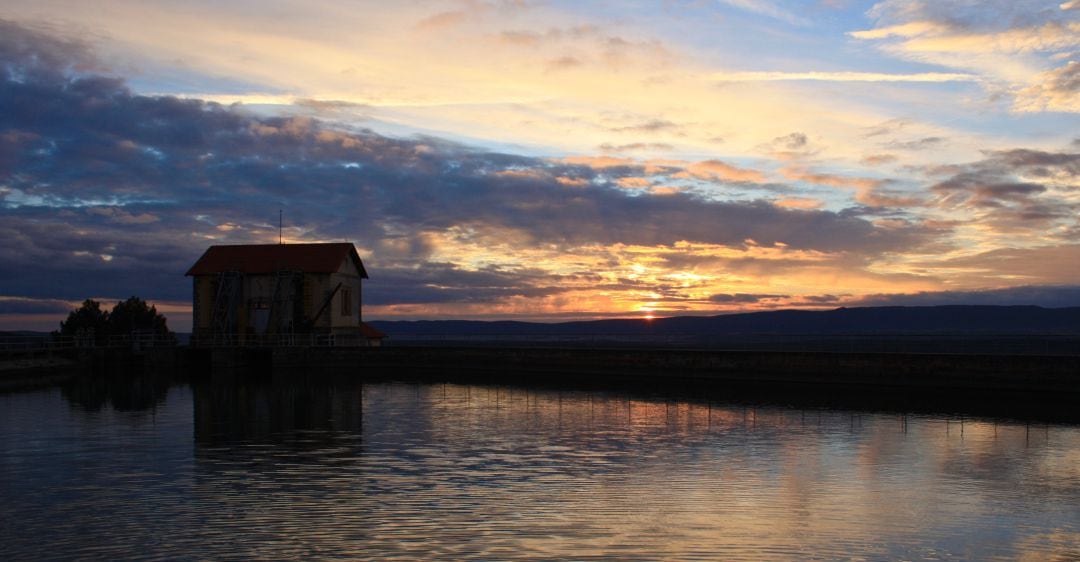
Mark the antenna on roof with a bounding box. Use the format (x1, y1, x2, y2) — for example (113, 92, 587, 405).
(279, 209, 283, 245)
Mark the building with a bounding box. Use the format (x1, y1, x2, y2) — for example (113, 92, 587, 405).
(185, 243, 378, 346)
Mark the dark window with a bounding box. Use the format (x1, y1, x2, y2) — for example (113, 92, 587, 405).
(341, 287, 352, 317)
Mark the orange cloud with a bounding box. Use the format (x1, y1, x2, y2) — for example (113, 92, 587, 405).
(775, 197, 825, 210)
(673, 159, 768, 183)
(779, 166, 883, 189)
(615, 177, 651, 189)
(779, 167, 921, 207)
(559, 155, 636, 169)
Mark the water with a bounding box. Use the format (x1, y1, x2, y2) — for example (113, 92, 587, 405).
(2, 374, 1079, 560)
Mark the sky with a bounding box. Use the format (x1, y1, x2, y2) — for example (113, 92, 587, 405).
(0, 0, 1078, 331)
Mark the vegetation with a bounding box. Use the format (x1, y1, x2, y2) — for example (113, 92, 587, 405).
(56, 297, 175, 343)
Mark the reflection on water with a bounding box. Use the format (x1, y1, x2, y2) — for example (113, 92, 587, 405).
(1, 375, 1079, 560)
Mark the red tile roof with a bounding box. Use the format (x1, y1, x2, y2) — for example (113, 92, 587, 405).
(185, 243, 368, 278)
(360, 322, 387, 339)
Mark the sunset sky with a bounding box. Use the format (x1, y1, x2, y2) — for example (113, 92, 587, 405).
(1, 0, 1078, 330)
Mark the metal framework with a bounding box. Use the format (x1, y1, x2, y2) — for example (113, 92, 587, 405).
(211, 271, 243, 340)
(266, 269, 302, 335)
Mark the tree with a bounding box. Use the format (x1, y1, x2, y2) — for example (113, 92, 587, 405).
(106, 296, 174, 340)
(56, 299, 109, 343)
(56, 296, 175, 344)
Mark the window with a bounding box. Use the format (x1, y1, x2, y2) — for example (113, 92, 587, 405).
(341, 287, 352, 317)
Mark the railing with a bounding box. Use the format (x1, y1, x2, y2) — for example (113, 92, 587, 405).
(5, 332, 1076, 356)
(379, 333, 1080, 356)
(0, 335, 82, 356)
(188, 332, 375, 348)
(0, 333, 176, 357)
(105, 333, 178, 350)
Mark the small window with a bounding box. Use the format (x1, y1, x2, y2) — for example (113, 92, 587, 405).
(341, 287, 352, 317)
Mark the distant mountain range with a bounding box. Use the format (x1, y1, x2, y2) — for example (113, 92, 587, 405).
(370, 306, 1080, 336)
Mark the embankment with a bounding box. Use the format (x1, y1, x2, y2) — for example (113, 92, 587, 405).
(251, 346, 1077, 389)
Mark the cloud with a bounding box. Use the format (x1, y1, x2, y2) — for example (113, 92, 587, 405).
(0, 296, 77, 315)
(1014, 60, 1080, 112)
(365, 263, 568, 305)
(494, 25, 674, 71)
(545, 56, 582, 71)
(780, 167, 884, 190)
(851, 285, 1080, 308)
(87, 206, 161, 224)
(775, 197, 825, 210)
(614, 177, 652, 189)
(991, 147, 1080, 173)
(673, 159, 768, 183)
(861, 118, 910, 138)
(779, 167, 926, 207)
(937, 245, 1080, 285)
(851, 1, 1080, 112)
(716, 0, 811, 25)
(609, 118, 679, 133)
(885, 137, 945, 151)
(862, 154, 899, 166)
(932, 177, 1046, 207)
(709, 293, 789, 303)
(759, 132, 818, 161)
(774, 132, 808, 150)
(714, 70, 979, 82)
(598, 142, 674, 153)
(0, 21, 940, 321)
(924, 147, 1079, 230)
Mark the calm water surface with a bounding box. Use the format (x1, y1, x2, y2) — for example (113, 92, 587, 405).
(1, 374, 1079, 560)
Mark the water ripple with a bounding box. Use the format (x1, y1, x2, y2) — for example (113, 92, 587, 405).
(1, 379, 1078, 560)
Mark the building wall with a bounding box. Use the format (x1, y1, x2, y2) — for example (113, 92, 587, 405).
(193, 277, 214, 331)
(329, 259, 363, 331)
(190, 256, 365, 338)
(306, 272, 332, 330)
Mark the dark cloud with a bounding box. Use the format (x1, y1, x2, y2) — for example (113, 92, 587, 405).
(0, 297, 75, 315)
(924, 146, 1079, 231)
(886, 137, 945, 151)
(709, 293, 789, 304)
(0, 20, 100, 83)
(799, 294, 846, 304)
(0, 20, 937, 317)
(990, 148, 1080, 175)
(365, 263, 568, 305)
(773, 132, 807, 150)
(760, 132, 817, 160)
(861, 118, 910, 138)
(932, 175, 1046, 207)
(610, 118, 679, 133)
